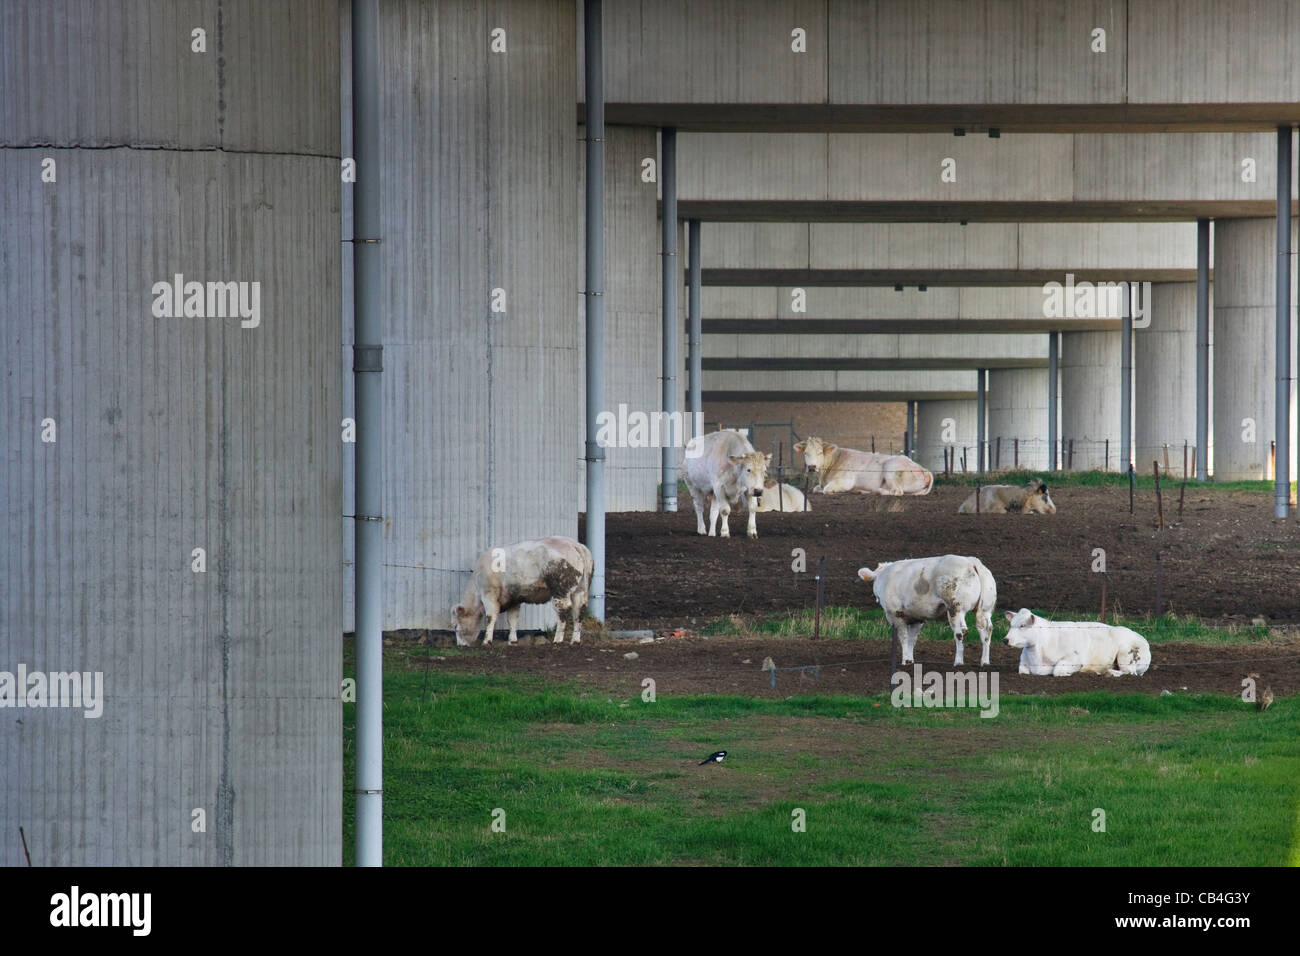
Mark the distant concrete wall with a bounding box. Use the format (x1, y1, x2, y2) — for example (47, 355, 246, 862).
(377, 0, 579, 630)
(1212, 218, 1298, 480)
(1135, 283, 1198, 473)
(988, 368, 1050, 471)
(1060, 331, 1121, 471)
(915, 400, 977, 473)
(1, 0, 341, 865)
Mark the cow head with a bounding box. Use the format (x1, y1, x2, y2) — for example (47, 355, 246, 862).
(729, 451, 771, 500)
(1003, 608, 1038, 646)
(452, 603, 484, 646)
(1022, 479, 1056, 515)
(793, 436, 834, 474)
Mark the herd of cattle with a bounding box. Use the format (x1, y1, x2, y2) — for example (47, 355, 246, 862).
(451, 429, 1150, 679)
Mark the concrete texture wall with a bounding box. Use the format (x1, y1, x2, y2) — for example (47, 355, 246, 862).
(1135, 283, 1198, 473)
(706, 368, 978, 399)
(1, 0, 341, 865)
(1060, 331, 1122, 471)
(703, 331, 1046, 367)
(1212, 218, 1298, 480)
(988, 368, 1051, 471)
(578, 125, 663, 513)
(377, 0, 579, 631)
(916, 400, 977, 473)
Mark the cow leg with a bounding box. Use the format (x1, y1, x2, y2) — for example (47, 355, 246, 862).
(506, 606, 520, 644)
(1053, 653, 1082, 677)
(904, 621, 923, 665)
(569, 597, 582, 644)
(712, 487, 732, 537)
(707, 494, 722, 536)
(975, 607, 993, 666)
(483, 612, 498, 646)
(745, 501, 758, 539)
(948, 608, 968, 666)
(691, 490, 708, 535)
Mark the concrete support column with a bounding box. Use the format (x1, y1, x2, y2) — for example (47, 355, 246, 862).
(1048, 332, 1059, 470)
(988, 368, 1049, 471)
(1060, 331, 1122, 471)
(2, 0, 342, 864)
(1213, 218, 1298, 481)
(1196, 219, 1211, 480)
(578, 126, 660, 512)
(1136, 283, 1198, 476)
(915, 400, 977, 473)
(380, 0, 580, 628)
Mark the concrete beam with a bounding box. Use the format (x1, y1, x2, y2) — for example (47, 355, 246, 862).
(580, 2, 1300, 128)
(702, 268, 1200, 287)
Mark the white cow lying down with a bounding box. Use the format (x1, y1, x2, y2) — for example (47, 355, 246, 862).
(453, 536, 593, 646)
(858, 555, 998, 666)
(1004, 609, 1152, 676)
(795, 436, 933, 496)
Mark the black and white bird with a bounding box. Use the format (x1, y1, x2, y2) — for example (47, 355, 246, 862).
(699, 750, 727, 766)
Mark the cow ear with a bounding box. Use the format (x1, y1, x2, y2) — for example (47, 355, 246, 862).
(825, 442, 837, 452)
(729, 455, 743, 464)
(857, 567, 874, 582)
(453, 604, 465, 616)
(1004, 610, 1015, 622)
(793, 442, 805, 453)
(764, 478, 776, 488)
(1038, 484, 1048, 494)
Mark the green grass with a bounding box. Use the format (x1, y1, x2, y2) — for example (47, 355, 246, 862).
(342, 655, 1300, 866)
(699, 605, 1276, 644)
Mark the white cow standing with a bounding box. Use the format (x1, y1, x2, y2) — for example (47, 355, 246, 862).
(858, 555, 998, 666)
(453, 536, 593, 646)
(1004, 609, 1152, 676)
(794, 436, 933, 496)
(682, 430, 771, 538)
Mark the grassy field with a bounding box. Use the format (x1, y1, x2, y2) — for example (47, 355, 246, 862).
(342, 645, 1299, 866)
(699, 605, 1277, 644)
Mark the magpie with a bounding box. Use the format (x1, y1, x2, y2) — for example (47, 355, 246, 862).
(699, 750, 727, 766)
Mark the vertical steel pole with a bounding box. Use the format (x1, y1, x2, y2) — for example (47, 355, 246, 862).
(907, 400, 916, 457)
(1196, 218, 1210, 481)
(1276, 126, 1292, 518)
(688, 220, 702, 439)
(1048, 332, 1058, 471)
(661, 128, 678, 511)
(1121, 282, 1133, 472)
(352, 0, 384, 868)
(584, 0, 606, 617)
(977, 368, 987, 473)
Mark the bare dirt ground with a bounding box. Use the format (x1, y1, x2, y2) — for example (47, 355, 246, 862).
(405, 483, 1300, 700)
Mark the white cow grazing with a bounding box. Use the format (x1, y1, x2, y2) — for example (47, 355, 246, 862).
(1004, 609, 1152, 676)
(858, 555, 997, 666)
(682, 430, 771, 538)
(794, 436, 933, 496)
(751, 479, 810, 513)
(453, 536, 593, 646)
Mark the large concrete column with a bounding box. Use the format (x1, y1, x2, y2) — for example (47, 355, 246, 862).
(915, 400, 976, 473)
(1213, 218, 1298, 481)
(378, 1, 579, 630)
(1136, 283, 1198, 475)
(988, 368, 1050, 471)
(2, 0, 342, 864)
(577, 125, 661, 513)
(1060, 331, 1122, 471)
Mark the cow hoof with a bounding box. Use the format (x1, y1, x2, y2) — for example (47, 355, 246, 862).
(508, 638, 517, 645)
(570, 637, 581, 645)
